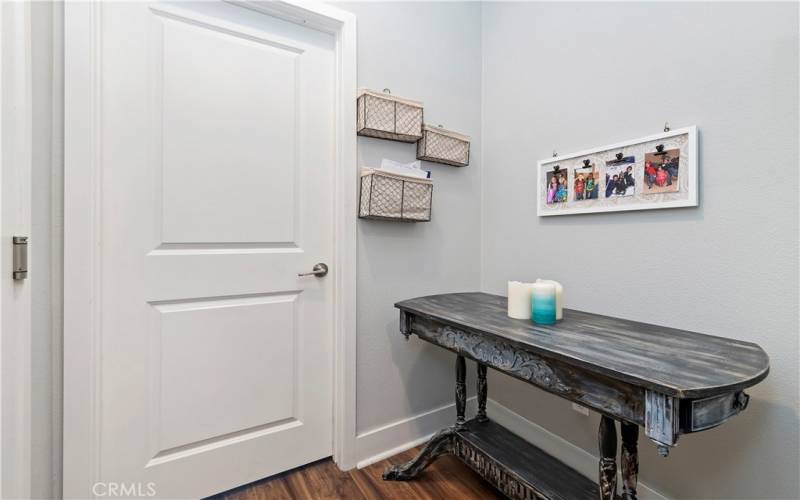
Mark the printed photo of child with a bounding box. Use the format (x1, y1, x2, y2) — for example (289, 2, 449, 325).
(643, 147, 680, 194)
(545, 167, 568, 204)
(604, 156, 636, 198)
(573, 162, 599, 201)
(557, 176, 568, 202)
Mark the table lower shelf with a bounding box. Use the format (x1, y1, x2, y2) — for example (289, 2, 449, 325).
(454, 419, 597, 499)
(454, 419, 598, 500)
(384, 418, 600, 500)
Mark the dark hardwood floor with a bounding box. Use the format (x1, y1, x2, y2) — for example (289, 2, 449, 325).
(213, 446, 505, 499)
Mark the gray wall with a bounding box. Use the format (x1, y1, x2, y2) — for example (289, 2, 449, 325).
(480, 2, 799, 499)
(335, 2, 483, 434)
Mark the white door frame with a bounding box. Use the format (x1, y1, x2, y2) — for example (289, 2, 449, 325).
(63, 1, 357, 497)
(0, 1, 33, 498)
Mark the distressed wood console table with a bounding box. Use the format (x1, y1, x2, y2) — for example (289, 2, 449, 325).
(383, 293, 769, 500)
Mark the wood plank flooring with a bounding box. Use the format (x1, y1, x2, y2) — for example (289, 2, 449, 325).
(213, 446, 505, 499)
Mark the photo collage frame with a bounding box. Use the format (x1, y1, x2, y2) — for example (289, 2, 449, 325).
(537, 126, 697, 216)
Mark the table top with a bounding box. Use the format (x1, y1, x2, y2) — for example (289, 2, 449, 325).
(396, 292, 769, 398)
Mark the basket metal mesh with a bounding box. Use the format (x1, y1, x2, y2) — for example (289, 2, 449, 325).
(359, 172, 432, 222)
(417, 128, 470, 167)
(357, 93, 423, 143)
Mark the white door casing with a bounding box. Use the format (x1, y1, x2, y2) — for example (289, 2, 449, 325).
(63, 2, 357, 498)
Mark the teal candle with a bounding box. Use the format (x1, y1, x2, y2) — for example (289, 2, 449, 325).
(530, 282, 556, 325)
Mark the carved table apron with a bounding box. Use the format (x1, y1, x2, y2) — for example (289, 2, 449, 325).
(383, 293, 769, 500)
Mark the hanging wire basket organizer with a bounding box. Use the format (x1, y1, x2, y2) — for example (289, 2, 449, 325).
(357, 89, 424, 143)
(358, 169, 433, 222)
(416, 124, 471, 167)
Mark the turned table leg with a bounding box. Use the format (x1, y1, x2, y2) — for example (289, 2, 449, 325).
(455, 355, 466, 428)
(620, 422, 639, 500)
(598, 416, 618, 500)
(476, 363, 488, 422)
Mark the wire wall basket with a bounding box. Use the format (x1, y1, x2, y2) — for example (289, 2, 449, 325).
(359, 169, 432, 222)
(357, 89, 424, 143)
(416, 125, 471, 167)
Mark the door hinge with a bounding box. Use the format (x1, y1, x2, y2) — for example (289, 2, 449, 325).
(12, 236, 28, 280)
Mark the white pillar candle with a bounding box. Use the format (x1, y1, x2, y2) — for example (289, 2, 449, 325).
(507, 281, 533, 319)
(537, 279, 564, 320)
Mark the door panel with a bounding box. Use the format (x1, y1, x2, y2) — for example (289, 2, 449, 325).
(89, 2, 335, 497)
(159, 12, 299, 243)
(154, 293, 297, 451)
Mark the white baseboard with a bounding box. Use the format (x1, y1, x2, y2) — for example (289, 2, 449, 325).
(486, 399, 669, 500)
(355, 397, 477, 469)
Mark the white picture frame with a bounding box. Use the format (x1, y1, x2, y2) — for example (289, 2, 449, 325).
(537, 126, 698, 216)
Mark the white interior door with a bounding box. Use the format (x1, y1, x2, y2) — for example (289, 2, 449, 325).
(67, 2, 335, 497)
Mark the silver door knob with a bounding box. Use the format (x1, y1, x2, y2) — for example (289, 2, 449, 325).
(298, 263, 328, 277)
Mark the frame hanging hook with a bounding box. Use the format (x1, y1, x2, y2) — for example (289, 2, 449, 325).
(552, 150, 558, 158)
(383, 88, 391, 94)
(664, 121, 670, 132)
